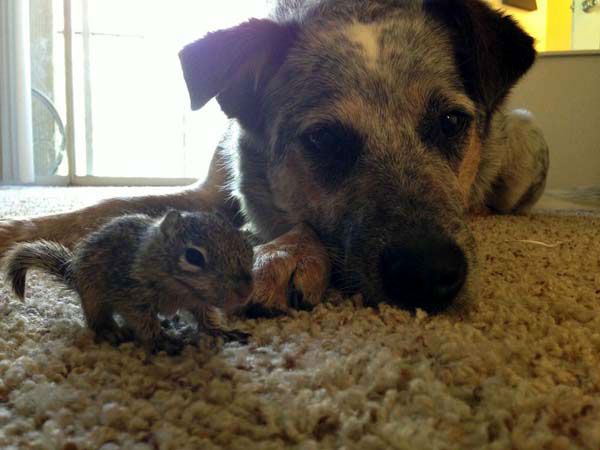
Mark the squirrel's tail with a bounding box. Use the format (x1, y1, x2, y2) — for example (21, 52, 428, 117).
(3, 240, 73, 300)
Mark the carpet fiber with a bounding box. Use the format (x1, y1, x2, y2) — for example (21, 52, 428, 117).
(1, 187, 599, 450)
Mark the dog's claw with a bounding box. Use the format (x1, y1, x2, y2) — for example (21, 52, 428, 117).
(288, 281, 314, 311)
(245, 224, 330, 317)
(243, 304, 287, 319)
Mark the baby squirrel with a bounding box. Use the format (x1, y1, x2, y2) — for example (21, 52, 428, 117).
(3, 210, 254, 354)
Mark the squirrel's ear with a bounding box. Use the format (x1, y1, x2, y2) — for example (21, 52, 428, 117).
(160, 210, 183, 238)
(179, 18, 298, 129)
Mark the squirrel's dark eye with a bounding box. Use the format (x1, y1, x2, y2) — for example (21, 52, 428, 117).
(185, 248, 206, 268)
(440, 111, 471, 138)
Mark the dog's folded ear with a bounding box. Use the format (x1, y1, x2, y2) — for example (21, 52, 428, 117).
(179, 19, 298, 128)
(424, 0, 536, 116)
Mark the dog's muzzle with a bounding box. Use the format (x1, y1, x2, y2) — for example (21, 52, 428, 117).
(379, 235, 468, 313)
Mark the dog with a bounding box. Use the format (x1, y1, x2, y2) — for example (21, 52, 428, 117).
(0, 0, 548, 315)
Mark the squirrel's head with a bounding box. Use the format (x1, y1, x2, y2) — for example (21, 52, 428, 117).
(151, 210, 254, 310)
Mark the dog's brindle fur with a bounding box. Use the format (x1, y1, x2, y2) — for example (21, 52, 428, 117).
(0, 0, 548, 314)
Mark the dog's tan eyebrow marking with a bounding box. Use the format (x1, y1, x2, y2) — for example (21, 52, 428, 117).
(429, 90, 477, 117)
(448, 94, 477, 116)
(344, 22, 381, 70)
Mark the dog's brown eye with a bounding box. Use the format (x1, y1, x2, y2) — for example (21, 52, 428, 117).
(185, 248, 206, 268)
(304, 128, 339, 153)
(440, 112, 471, 138)
(300, 123, 363, 186)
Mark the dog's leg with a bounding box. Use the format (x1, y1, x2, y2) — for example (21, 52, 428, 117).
(479, 110, 550, 214)
(0, 147, 238, 255)
(246, 223, 331, 317)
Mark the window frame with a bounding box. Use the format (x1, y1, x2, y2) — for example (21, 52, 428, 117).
(27, 0, 201, 187)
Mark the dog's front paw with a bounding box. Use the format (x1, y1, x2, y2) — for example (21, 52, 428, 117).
(0, 219, 37, 256)
(245, 224, 331, 317)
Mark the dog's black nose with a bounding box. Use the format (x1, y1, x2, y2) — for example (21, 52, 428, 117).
(379, 238, 467, 313)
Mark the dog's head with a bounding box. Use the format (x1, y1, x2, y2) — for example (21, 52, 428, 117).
(179, 0, 536, 313)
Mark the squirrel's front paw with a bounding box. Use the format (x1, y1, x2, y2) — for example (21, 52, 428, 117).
(150, 331, 185, 356)
(98, 325, 136, 347)
(245, 224, 331, 317)
(194, 307, 251, 344)
(209, 328, 250, 344)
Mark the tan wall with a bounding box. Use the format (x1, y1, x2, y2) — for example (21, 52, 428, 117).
(507, 52, 600, 189)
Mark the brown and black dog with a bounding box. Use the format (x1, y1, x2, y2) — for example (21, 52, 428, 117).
(0, 0, 548, 315)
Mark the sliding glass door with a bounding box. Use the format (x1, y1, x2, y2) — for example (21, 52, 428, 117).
(26, 0, 267, 185)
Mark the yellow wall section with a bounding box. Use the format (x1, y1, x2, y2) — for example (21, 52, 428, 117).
(546, 0, 572, 51)
(572, 6, 600, 50)
(487, 1, 582, 51)
(488, 0, 548, 51)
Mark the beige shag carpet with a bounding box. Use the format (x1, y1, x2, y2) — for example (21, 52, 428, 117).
(1, 187, 599, 450)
